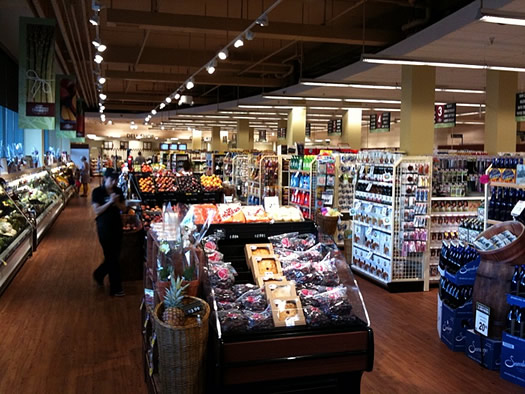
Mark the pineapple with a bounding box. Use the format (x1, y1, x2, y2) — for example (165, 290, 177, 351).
(162, 276, 189, 326)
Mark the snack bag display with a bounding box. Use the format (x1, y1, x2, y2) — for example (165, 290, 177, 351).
(217, 203, 246, 223)
(207, 262, 237, 289)
(241, 205, 271, 223)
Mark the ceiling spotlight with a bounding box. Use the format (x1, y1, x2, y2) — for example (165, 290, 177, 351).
(174, 93, 181, 100)
(256, 13, 269, 27)
(99, 108, 104, 113)
(98, 102, 104, 107)
(107, 120, 113, 125)
(92, 38, 101, 48)
(94, 54, 103, 63)
(245, 30, 255, 41)
(165, 96, 172, 103)
(97, 44, 107, 53)
(99, 105, 105, 111)
(161, 126, 165, 130)
(206, 60, 216, 74)
(159, 103, 165, 109)
(234, 38, 244, 48)
(89, 14, 99, 26)
(151, 109, 157, 115)
(99, 93, 107, 100)
(100, 114, 106, 121)
(92, 1, 102, 12)
(97, 76, 106, 85)
(186, 78, 195, 90)
(218, 49, 229, 60)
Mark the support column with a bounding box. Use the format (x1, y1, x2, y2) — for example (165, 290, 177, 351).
(342, 108, 362, 149)
(400, 65, 435, 155)
(484, 70, 518, 154)
(192, 129, 202, 150)
(211, 126, 221, 152)
(237, 119, 254, 150)
(24, 129, 44, 167)
(286, 107, 306, 146)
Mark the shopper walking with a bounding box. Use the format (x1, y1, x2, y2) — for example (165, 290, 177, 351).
(134, 151, 146, 166)
(79, 156, 90, 197)
(92, 169, 126, 297)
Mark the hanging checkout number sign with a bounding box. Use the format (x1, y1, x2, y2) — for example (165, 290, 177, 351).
(475, 301, 490, 337)
(434, 103, 456, 128)
(370, 112, 391, 133)
(516, 93, 525, 122)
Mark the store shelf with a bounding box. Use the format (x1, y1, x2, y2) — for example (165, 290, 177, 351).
(357, 179, 393, 187)
(489, 182, 525, 189)
(351, 264, 389, 284)
(353, 220, 392, 234)
(289, 169, 312, 174)
(354, 197, 392, 208)
(289, 186, 311, 193)
(354, 244, 391, 260)
(431, 211, 479, 217)
(432, 196, 484, 201)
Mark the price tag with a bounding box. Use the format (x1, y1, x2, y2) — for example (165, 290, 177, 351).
(365, 204, 373, 213)
(264, 196, 280, 212)
(182, 301, 204, 316)
(366, 183, 373, 192)
(366, 227, 373, 236)
(224, 195, 233, 203)
(354, 201, 361, 210)
(366, 251, 373, 260)
(381, 207, 388, 216)
(370, 166, 375, 175)
(475, 302, 490, 337)
(511, 200, 525, 217)
(264, 271, 275, 279)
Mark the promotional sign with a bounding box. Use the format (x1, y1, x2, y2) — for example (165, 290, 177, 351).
(18, 17, 56, 130)
(76, 98, 85, 139)
(435, 103, 456, 128)
(327, 119, 342, 136)
(277, 127, 287, 139)
(516, 93, 525, 122)
(475, 302, 490, 337)
(370, 112, 391, 133)
(55, 75, 77, 138)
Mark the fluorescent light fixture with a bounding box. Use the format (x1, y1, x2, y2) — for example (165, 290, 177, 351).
(345, 98, 401, 104)
(87, 133, 97, 139)
(370, 108, 401, 112)
(435, 88, 484, 94)
(234, 116, 257, 119)
(218, 49, 229, 60)
(263, 95, 343, 102)
(435, 102, 486, 108)
(186, 78, 195, 90)
(238, 105, 273, 109)
(89, 14, 99, 26)
(301, 80, 401, 90)
(457, 121, 485, 125)
(159, 103, 165, 109)
(165, 96, 172, 103)
(151, 109, 157, 115)
(307, 114, 333, 117)
(362, 54, 525, 73)
(457, 111, 485, 117)
(234, 38, 244, 48)
(480, 8, 525, 27)
(94, 54, 103, 64)
(309, 106, 343, 110)
(97, 76, 106, 84)
(99, 93, 107, 100)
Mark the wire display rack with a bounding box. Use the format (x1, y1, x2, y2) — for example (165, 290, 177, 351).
(289, 155, 317, 220)
(351, 152, 432, 291)
(232, 154, 249, 203)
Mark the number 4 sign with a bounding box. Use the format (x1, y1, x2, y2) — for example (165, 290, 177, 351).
(475, 302, 490, 337)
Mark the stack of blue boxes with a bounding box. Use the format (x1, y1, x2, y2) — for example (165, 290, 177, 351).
(500, 291, 525, 387)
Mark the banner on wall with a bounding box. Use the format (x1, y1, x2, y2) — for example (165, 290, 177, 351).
(18, 17, 56, 130)
(434, 103, 456, 128)
(370, 112, 391, 133)
(76, 98, 85, 139)
(55, 74, 77, 134)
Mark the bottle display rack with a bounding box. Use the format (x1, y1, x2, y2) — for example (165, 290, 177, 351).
(351, 151, 432, 291)
(484, 155, 525, 229)
(247, 154, 279, 206)
(223, 153, 234, 183)
(289, 155, 317, 220)
(279, 155, 291, 206)
(189, 152, 207, 176)
(335, 154, 357, 214)
(314, 154, 336, 210)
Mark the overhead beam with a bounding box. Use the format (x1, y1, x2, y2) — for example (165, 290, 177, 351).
(106, 9, 394, 46)
(104, 70, 285, 88)
(103, 46, 291, 74)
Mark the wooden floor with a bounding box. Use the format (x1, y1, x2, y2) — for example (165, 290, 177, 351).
(0, 194, 522, 393)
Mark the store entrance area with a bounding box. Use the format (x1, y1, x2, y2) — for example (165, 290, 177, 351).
(0, 193, 519, 394)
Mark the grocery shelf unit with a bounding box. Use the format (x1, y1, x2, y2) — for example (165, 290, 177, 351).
(207, 153, 226, 180)
(278, 154, 291, 206)
(351, 155, 432, 291)
(247, 154, 279, 206)
(222, 153, 234, 184)
(189, 152, 207, 176)
(288, 156, 317, 220)
(334, 153, 357, 247)
(232, 154, 249, 203)
(483, 170, 525, 230)
(171, 153, 189, 172)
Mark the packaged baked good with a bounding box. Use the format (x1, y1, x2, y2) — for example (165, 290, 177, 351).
(236, 288, 268, 312)
(208, 262, 237, 289)
(269, 296, 306, 327)
(265, 280, 297, 299)
(217, 203, 246, 223)
(241, 205, 271, 223)
(252, 255, 283, 282)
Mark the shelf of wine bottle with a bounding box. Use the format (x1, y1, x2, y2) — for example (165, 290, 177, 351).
(490, 182, 525, 189)
(432, 196, 485, 201)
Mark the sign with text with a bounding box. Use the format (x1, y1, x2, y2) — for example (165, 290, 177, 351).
(19, 17, 56, 130)
(259, 129, 267, 142)
(475, 301, 490, 337)
(277, 127, 287, 139)
(434, 103, 456, 128)
(327, 119, 342, 136)
(516, 93, 525, 122)
(305, 122, 311, 137)
(370, 112, 391, 133)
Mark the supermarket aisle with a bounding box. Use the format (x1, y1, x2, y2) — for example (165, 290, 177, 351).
(0, 192, 146, 394)
(0, 192, 522, 394)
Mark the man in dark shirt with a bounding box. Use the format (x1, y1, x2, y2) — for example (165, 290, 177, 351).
(92, 168, 127, 296)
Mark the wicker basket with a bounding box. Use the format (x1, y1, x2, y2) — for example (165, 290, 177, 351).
(316, 211, 339, 235)
(153, 297, 210, 394)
